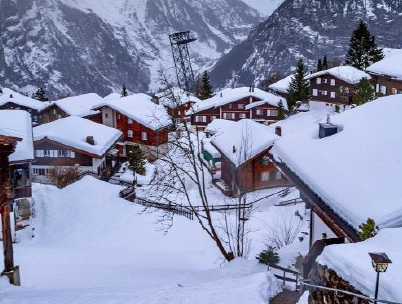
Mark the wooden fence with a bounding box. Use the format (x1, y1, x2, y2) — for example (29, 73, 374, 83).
(268, 263, 301, 290)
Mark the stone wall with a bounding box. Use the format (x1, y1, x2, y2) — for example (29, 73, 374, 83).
(308, 263, 369, 304)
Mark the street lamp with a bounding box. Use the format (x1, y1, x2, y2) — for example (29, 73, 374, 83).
(369, 252, 392, 303)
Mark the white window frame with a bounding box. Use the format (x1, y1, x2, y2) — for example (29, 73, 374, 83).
(141, 132, 148, 141)
(238, 104, 245, 109)
(321, 90, 327, 96)
(316, 78, 322, 84)
(127, 130, 133, 138)
(33, 168, 39, 175)
(261, 172, 269, 182)
(239, 113, 246, 119)
(127, 118, 133, 124)
(380, 85, 387, 95)
(44, 150, 51, 157)
(267, 109, 278, 116)
(330, 92, 336, 98)
(330, 79, 336, 86)
(35, 150, 44, 157)
(256, 109, 262, 115)
(312, 89, 318, 96)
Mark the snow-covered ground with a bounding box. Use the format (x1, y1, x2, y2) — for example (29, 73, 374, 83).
(0, 176, 307, 303)
(113, 161, 156, 185)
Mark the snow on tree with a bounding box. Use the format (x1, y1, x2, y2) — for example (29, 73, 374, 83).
(345, 20, 384, 70)
(357, 218, 379, 241)
(196, 71, 214, 100)
(354, 78, 376, 105)
(121, 84, 128, 97)
(32, 88, 49, 102)
(128, 145, 146, 175)
(287, 59, 309, 108)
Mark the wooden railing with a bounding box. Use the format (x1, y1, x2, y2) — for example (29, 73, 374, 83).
(268, 263, 301, 290)
(134, 198, 194, 220)
(274, 198, 304, 207)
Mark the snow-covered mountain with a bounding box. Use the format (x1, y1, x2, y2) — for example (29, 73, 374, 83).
(210, 0, 402, 88)
(240, 0, 284, 16)
(0, 0, 262, 98)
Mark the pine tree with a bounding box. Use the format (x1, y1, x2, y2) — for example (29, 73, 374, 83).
(354, 78, 376, 105)
(198, 71, 213, 100)
(256, 246, 280, 265)
(322, 54, 328, 70)
(287, 59, 310, 108)
(32, 88, 49, 102)
(345, 20, 384, 69)
(128, 145, 146, 175)
(121, 84, 128, 97)
(316, 58, 323, 72)
(357, 218, 379, 241)
(277, 100, 285, 120)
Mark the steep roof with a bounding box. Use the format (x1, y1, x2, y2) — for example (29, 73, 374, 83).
(0, 88, 50, 111)
(272, 95, 402, 230)
(156, 87, 201, 108)
(212, 119, 278, 167)
(305, 66, 371, 84)
(44, 93, 104, 117)
(94, 93, 172, 131)
(0, 110, 34, 162)
(33, 116, 122, 157)
(268, 74, 294, 94)
(187, 87, 288, 115)
(366, 53, 402, 80)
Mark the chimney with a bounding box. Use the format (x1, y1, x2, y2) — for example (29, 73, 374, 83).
(232, 145, 236, 153)
(275, 126, 282, 137)
(151, 94, 159, 105)
(220, 92, 223, 97)
(86, 136, 95, 145)
(249, 86, 251, 93)
(10, 94, 13, 98)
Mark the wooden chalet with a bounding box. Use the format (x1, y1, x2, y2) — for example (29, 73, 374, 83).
(210, 119, 289, 197)
(268, 74, 294, 98)
(366, 53, 402, 97)
(32, 116, 122, 182)
(305, 66, 371, 106)
(39, 93, 103, 124)
(186, 87, 288, 130)
(156, 88, 200, 121)
(94, 93, 172, 158)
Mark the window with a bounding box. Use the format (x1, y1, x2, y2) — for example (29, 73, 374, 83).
(269, 171, 277, 181)
(117, 114, 121, 120)
(267, 109, 277, 116)
(105, 113, 109, 118)
(330, 92, 336, 98)
(35, 150, 44, 157)
(59, 150, 66, 157)
(127, 118, 133, 124)
(33, 168, 39, 175)
(256, 109, 262, 115)
(44, 150, 51, 157)
(376, 84, 380, 93)
(238, 104, 244, 109)
(211, 116, 217, 121)
(321, 90, 327, 96)
(312, 89, 318, 96)
(223, 113, 235, 119)
(239, 113, 246, 119)
(380, 85, 387, 95)
(276, 172, 282, 180)
(330, 79, 336, 86)
(195, 116, 207, 123)
(228, 104, 233, 109)
(391, 88, 398, 95)
(65, 150, 75, 158)
(261, 172, 269, 182)
(53, 109, 57, 114)
(141, 132, 148, 141)
(316, 78, 321, 84)
(398, 89, 402, 94)
(323, 78, 328, 84)
(127, 130, 133, 138)
(45, 168, 53, 175)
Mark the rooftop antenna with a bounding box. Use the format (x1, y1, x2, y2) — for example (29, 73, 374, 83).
(169, 31, 197, 93)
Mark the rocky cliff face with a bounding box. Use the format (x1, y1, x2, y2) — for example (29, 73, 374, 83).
(0, 0, 261, 98)
(210, 0, 402, 88)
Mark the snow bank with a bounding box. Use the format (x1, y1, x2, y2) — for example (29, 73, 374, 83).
(0, 110, 34, 162)
(305, 66, 371, 84)
(318, 228, 402, 302)
(34, 116, 122, 157)
(272, 95, 402, 229)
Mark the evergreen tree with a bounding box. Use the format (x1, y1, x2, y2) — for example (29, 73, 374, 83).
(128, 145, 146, 175)
(198, 71, 213, 100)
(277, 100, 285, 120)
(316, 58, 323, 72)
(256, 246, 280, 265)
(354, 78, 376, 105)
(32, 88, 49, 102)
(357, 218, 379, 241)
(322, 54, 328, 70)
(287, 59, 310, 108)
(345, 20, 384, 69)
(193, 75, 203, 99)
(121, 84, 128, 97)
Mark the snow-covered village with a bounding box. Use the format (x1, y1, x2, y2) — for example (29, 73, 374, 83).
(0, 1, 402, 303)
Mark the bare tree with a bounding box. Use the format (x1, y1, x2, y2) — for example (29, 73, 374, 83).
(49, 160, 80, 188)
(265, 212, 303, 249)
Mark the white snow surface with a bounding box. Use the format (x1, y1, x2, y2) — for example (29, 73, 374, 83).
(0, 176, 284, 304)
(49, 93, 104, 117)
(212, 119, 278, 166)
(33, 116, 122, 157)
(366, 53, 402, 80)
(272, 95, 402, 229)
(268, 74, 294, 94)
(0, 88, 50, 110)
(318, 228, 402, 302)
(240, 0, 284, 16)
(305, 66, 371, 84)
(94, 93, 172, 130)
(382, 47, 402, 58)
(114, 161, 155, 185)
(156, 87, 201, 108)
(0, 110, 34, 162)
(187, 87, 288, 115)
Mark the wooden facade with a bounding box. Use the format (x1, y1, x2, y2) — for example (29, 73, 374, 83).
(166, 101, 193, 119)
(0, 102, 41, 125)
(369, 74, 402, 97)
(308, 74, 358, 105)
(39, 104, 102, 124)
(219, 148, 289, 196)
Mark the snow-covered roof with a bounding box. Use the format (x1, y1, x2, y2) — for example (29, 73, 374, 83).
(268, 74, 294, 94)
(305, 66, 371, 84)
(212, 119, 278, 166)
(187, 87, 288, 115)
(45, 93, 104, 117)
(0, 88, 50, 111)
(203, 141, 221, 159)
(382, 47, 402, 58)
(0, 110, 34, 162)
(94, 93, 172, 131)
(33, 116, 122, 157)
(318, 228, 402, 302)
(204, 119, 237, 134)
(103, 92, 121, 102)
(156, 87, 201, 108)
(272, 95, 402, 230)
(366, 53, 402, 80)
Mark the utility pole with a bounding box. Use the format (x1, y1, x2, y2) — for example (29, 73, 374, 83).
(0, 135, 21, 286)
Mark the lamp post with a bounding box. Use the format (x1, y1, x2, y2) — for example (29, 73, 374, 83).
(369, 252, 392, 303)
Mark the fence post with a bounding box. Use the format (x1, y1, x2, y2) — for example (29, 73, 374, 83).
(283, 271, 286, 287)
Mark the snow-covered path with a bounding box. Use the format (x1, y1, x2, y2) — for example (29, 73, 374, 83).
(1, 177, 282, 304)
